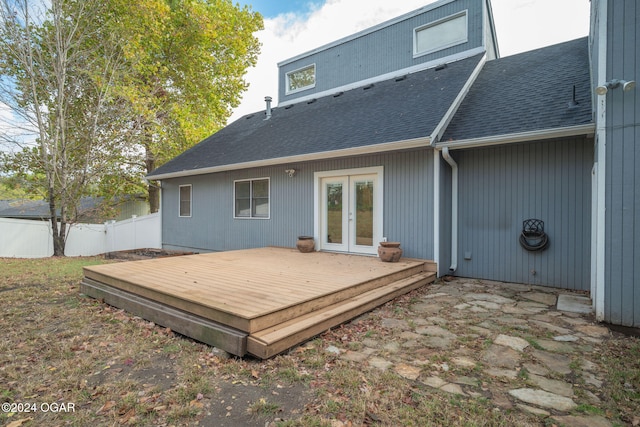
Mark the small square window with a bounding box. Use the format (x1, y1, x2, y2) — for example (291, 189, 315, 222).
(234, 178, 270, 219)
(179, 185, 192, 217)
(286, 64, 315, 94)
(414, 11, 468, 57)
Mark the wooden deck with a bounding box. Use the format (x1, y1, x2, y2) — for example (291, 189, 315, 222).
(81, 247, 436, 358)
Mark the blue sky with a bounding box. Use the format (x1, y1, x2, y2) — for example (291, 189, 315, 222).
(239, 0, 321, 18)
(230, 0, 591, 122)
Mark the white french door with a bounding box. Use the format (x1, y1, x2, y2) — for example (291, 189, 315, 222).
(316, 167, 383, 255)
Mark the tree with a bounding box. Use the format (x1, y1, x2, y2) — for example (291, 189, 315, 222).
(0, 0, 262, 255)
(0, 0, 126, 255)
(107, 0, 263, 212)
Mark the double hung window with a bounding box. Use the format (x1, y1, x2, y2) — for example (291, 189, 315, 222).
(179, 185, 192, 217)
(234, 178, 269, 219)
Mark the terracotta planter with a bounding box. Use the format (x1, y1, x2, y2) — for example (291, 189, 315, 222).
(378, 241, 402, 262)
(296, 236, 315, 253)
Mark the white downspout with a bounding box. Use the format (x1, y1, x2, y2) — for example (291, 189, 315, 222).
(442, 147, 458, 272)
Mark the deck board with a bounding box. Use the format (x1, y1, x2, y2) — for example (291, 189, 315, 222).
(84, 247, 428, 332)
(82, 247, 436, 356)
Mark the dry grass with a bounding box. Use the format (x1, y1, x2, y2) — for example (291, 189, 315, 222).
(1, 257, 639, 427)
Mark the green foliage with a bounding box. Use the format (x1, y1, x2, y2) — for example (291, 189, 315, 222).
(105, 0, 263, 210)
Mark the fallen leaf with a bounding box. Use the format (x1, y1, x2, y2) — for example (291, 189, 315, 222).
(6, 417, 33, 427)
(189, 399, 204, 408)
(97, 400, 116, 414)
(119, 408, 136, 424)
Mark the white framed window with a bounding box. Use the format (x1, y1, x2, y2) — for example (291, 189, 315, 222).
(414, 11, 468, 57)
(234, 178, 270, 219)
(285, 63, 316, 94)
(179, 184, 192, 217)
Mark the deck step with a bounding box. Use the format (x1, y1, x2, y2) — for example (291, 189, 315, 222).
(247, 271, 436, 359)
(247, 261, 427, 333)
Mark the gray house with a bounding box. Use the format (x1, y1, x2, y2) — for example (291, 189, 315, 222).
(147, 0, 639, 328)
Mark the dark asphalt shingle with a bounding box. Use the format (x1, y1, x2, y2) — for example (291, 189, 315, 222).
(149, 38, 594, 179)
(441, 37, 592, 142)
(147, 54, 484, 178)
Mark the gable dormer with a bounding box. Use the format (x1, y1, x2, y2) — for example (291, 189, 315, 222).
(277, 0, 498, 106)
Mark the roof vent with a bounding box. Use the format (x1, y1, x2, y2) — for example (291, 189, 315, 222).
(395, 75, 407, 82)
(363, 83, 374, 90)
(264, 96, 272, 120)
(245, 114, 254, 119)
(307, 98, 317, 104)
(435, 63, 447, 71)
(333, 91, 344, 97)
(285, 104, 294, 110)
(567, 85, 579, 109)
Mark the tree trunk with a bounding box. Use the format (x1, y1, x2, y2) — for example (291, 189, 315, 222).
(145, 141, 159, 213)
(148, 181, 159, 213)
(48, 188, 65, 256)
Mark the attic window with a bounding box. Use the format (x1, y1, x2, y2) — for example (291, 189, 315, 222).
(286, 64, 316, 94)
(414, 10, 468, 57)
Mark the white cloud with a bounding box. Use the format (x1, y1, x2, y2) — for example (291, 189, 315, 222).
(491, 0, 590, 57)
(230, 0, 590, 122)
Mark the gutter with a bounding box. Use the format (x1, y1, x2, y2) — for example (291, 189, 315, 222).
(441, 147, 458, 272)
(146, 136, 431, 181)
(436, 123, 595, 150)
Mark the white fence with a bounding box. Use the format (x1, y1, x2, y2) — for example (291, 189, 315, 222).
(0, 213, 161, 258)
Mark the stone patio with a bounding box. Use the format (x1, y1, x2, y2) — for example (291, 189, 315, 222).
(325, 277, 616, 427)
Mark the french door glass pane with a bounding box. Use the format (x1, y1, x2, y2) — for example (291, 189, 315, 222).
(326, 183, 343, 244)
(355, 180, 374, 246)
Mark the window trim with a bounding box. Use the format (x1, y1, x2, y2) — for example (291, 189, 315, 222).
(413, 10, 468, 58)
(179, 184, 192, 218)
(285, 63, 316, 95)
(233, 177, 270, 220)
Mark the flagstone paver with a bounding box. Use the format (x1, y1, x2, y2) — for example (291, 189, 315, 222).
(323, 277, 624, 425)
(508, 388, 578, 411)
(528, 374, 574, 397)
(494, 334, 530, 352)
(521, 291, 558, 306)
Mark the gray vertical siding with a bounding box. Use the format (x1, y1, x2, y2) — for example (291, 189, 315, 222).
(603, 0, 640, 326)
(453, 138, 593, 290)
(161, 149, 435, 260)
(278, 0, 485, 103)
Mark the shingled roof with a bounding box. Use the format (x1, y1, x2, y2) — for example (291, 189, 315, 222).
(440, 37, 593, 144)
(148, 38, 594, 180)
(147, 54, 484, 179)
